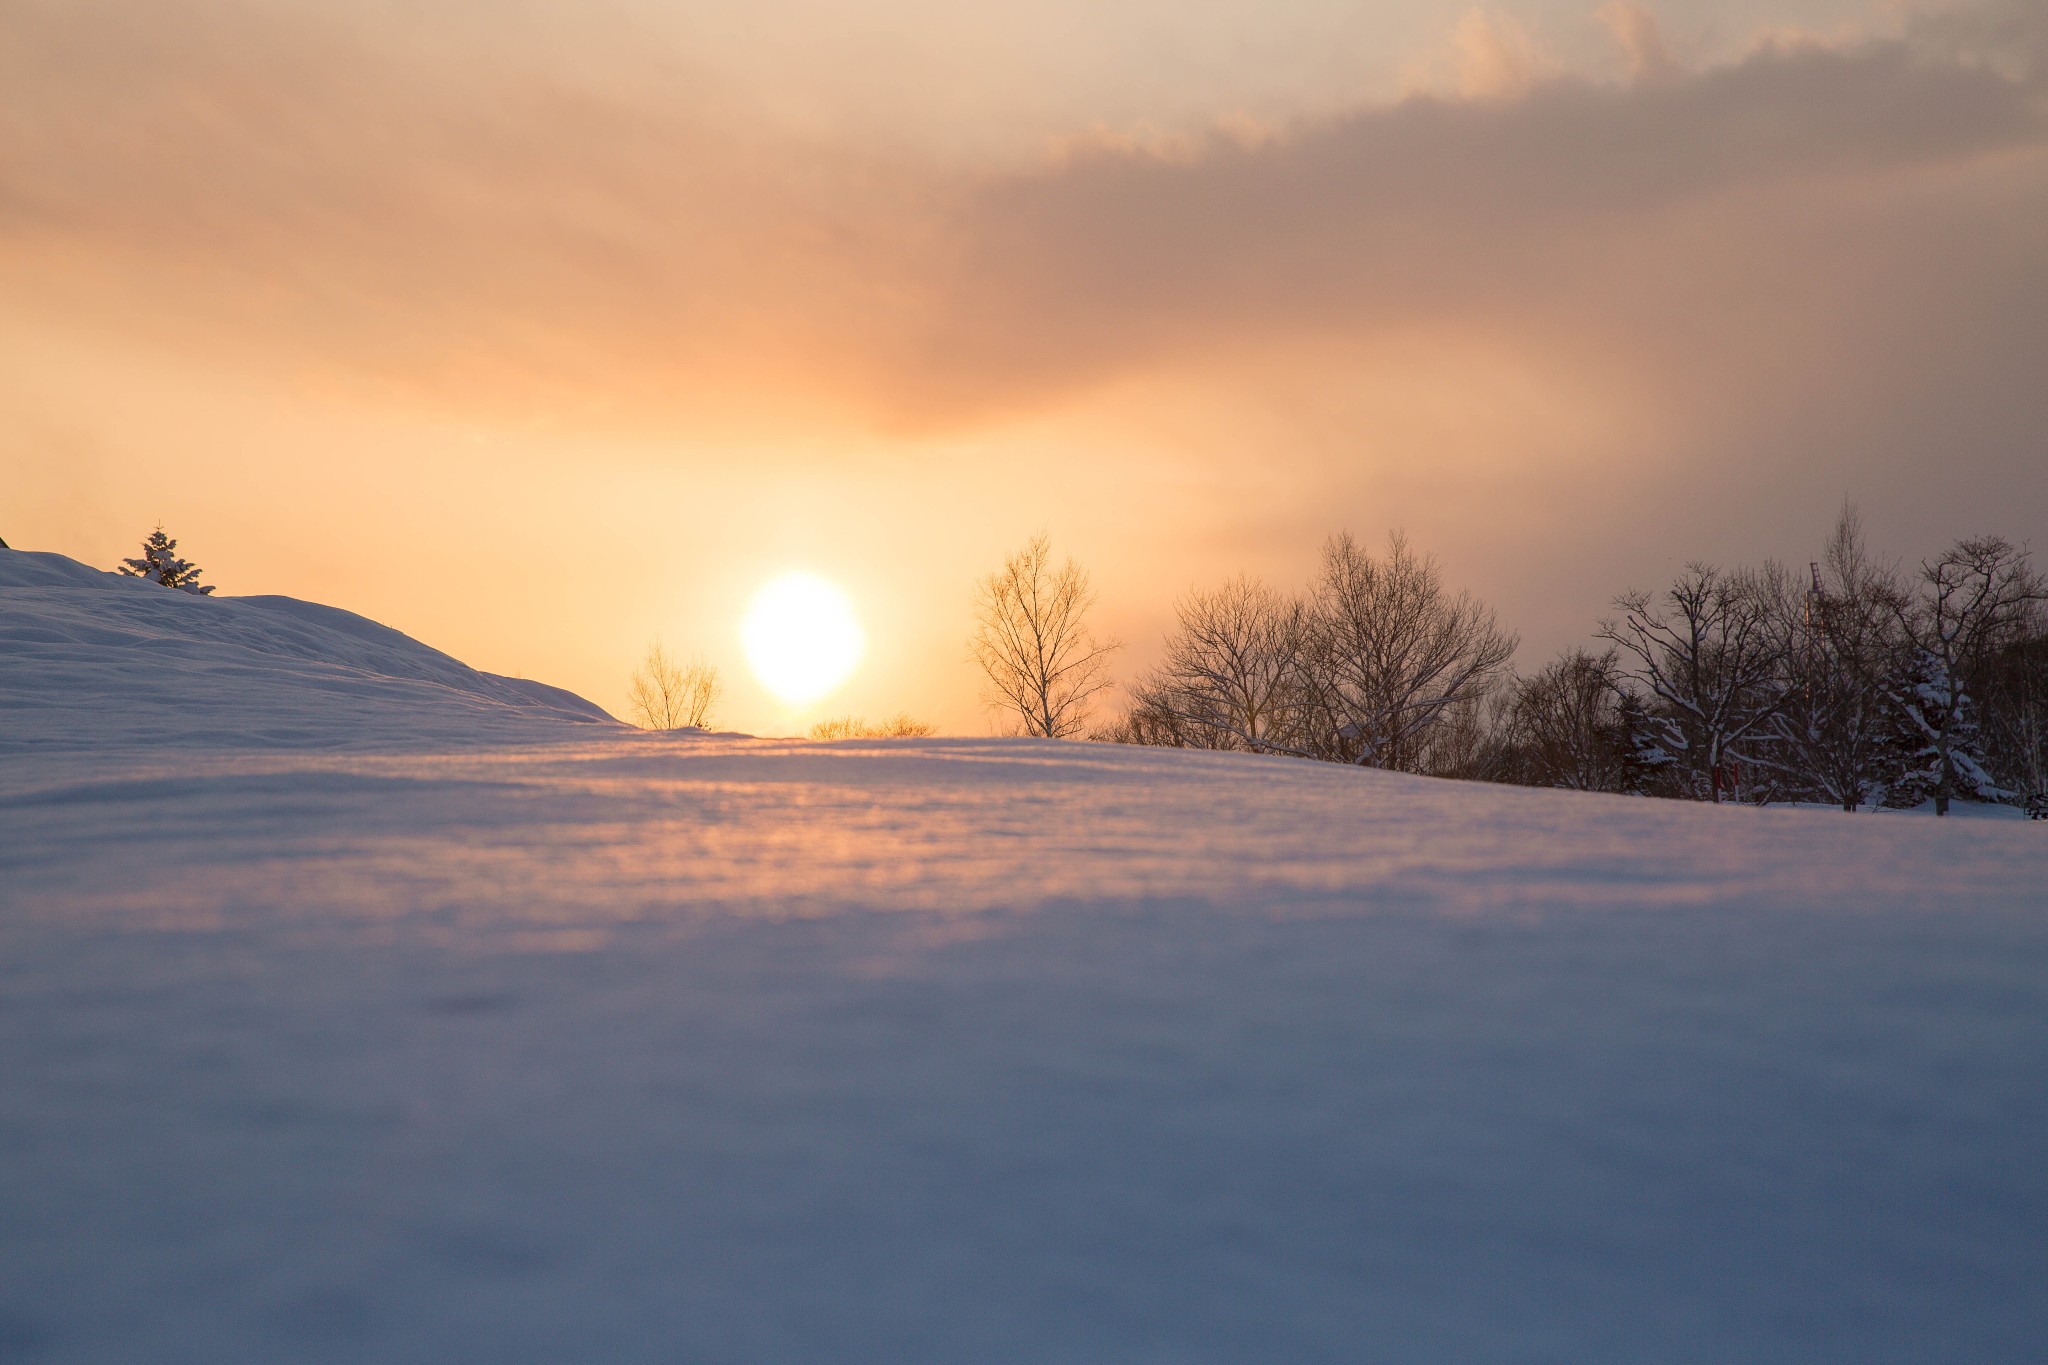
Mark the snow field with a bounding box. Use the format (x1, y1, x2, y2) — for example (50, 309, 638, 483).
(2, 548, 2045, 1361)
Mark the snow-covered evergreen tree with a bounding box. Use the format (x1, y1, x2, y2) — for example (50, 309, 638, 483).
(118, 525, 215, 595)
(1883, 650, 2004, 811)
(1891, 536, 2044, 814)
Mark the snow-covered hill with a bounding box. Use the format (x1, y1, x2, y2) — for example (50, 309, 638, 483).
(0, 548, 613, 752)
(2, 548, 2045, 1363)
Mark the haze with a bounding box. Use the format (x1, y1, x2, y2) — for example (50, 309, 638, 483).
(5, 0, 2044, 732)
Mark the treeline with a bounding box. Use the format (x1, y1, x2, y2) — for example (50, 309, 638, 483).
(979, 512, 2046, 815)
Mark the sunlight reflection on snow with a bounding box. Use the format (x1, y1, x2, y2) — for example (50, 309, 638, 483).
(6, 736, 2035, 955)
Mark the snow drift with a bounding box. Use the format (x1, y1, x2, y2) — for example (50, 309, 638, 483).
(0, 548, 613, 753)
(3, 548, 2045, 1363)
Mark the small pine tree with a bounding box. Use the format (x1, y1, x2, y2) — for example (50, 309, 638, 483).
(118, 525, 215, 595)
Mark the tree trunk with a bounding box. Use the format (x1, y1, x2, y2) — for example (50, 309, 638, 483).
(1934, 728, 1952, 816)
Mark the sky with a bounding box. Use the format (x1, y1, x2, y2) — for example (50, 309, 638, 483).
(4, 0, 2045, 734)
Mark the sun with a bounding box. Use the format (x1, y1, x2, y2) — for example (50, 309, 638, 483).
(741, 572, 864, 707)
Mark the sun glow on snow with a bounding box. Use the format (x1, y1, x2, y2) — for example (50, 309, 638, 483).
(741, 572, 864, 707)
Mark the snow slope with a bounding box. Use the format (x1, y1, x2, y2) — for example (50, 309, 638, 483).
(0, 549, 613, 753)
(3, 549, 2046, 1363)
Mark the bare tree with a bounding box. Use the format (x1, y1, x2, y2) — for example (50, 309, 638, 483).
(1090, 692, 1211, 748)
(1132, 576, 1310, 754)
(627, 640, 721, 730)
(970, 534, 1120, 738)
(1303, 531, 1517, 771)
(1497, 648, 1633, 792)
(1762, 506, 1909, 811)
(1598, 564, 1789, 802)
(1976, 632, 2048, 816)
(1412, 685, 1504, 779)
(1891, 536, 2046, 814)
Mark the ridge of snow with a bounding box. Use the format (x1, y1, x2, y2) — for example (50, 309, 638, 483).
(0, 548, 615, 752)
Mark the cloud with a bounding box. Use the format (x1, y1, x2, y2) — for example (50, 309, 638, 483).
(1598, 1, 1677, 81)
(904, 26, 2047, 432)
(1907, 0, 2048, 78)
(0, 0, 942, 422)
(4, 0, 2046, 518)
(1399, 9, 1565, 101)
(865, 10, 2047, 631)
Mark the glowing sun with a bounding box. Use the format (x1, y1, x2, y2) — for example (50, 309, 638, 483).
(741, 572, 864, 706)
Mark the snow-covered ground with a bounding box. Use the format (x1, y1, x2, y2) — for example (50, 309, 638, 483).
(0, 550, 611, 754)
(3, 550, 2045, 1363)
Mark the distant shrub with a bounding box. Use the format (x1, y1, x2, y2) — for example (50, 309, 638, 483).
(628, 641, 720, 730)
(809, 713, 936, 740)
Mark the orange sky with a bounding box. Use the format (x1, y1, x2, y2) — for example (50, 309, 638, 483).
(5, 0, 2045, 733)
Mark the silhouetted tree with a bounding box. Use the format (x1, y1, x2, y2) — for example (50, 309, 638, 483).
(1411, 686, 1504, 780)
(1761, 507, 1910, 811)
(1091, 506, 2048, 816)
(1131, 576, 1309, 754)
(1975, 631, 2048, 816)
(1599, 564, 1788, 802)
(970, 534, 1120, 738)
(1496, 648, 1633, 792)
(1090, 694, 1207, 748)
(1302, 532, 1517, 772)
(628, 640, 720, 730)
